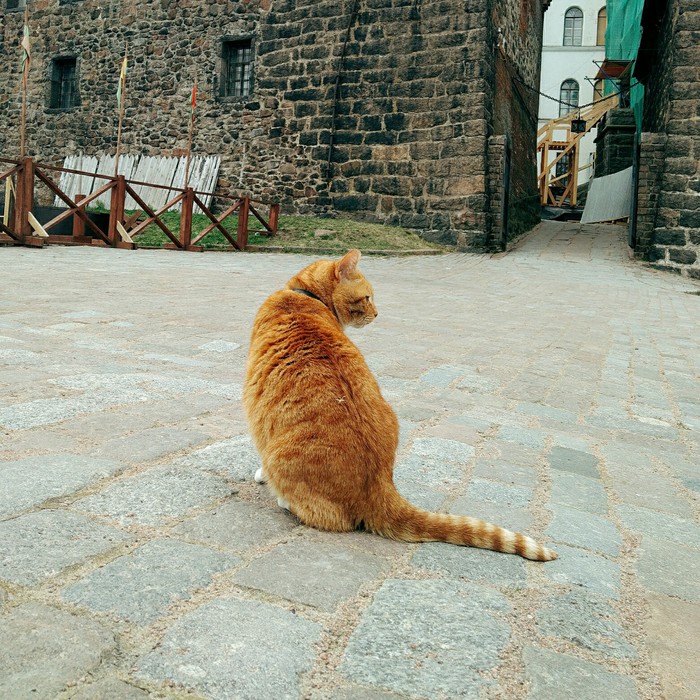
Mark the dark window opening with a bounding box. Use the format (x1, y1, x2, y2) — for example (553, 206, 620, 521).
(7, 0, 27, 10)
(556, 154, 571, 179)
(50, 57, 79, 110)
(222, 39, 253, 98)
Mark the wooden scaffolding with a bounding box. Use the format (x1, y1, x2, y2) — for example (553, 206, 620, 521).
(537, 93, 619, 208)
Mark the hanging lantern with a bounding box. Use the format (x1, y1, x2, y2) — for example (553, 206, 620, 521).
(571, 117, 587, 133)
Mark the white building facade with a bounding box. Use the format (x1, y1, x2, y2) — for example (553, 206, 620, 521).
(538, 0, 607, 186)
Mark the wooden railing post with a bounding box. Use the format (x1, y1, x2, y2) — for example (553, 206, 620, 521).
(107, 175, 127, 248)
(13, 156, 36, 246)
(178, 187, 202, 251)
(268, 203, 280, 235)
(237, 196, 250, 250)
(71, 194, 91, 244)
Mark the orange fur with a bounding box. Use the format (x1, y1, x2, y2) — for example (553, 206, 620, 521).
(243, 250, 557, 561)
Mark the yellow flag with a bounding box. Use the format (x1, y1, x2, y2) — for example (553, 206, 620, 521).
(116, 53, 127, 109)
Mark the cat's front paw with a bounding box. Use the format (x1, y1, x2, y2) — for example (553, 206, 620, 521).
(254, 467, 266, 484)
(277, 496, 290, 511)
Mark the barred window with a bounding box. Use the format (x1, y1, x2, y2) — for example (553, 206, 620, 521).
(563, 7, 584, 46)
(49, 57, 79, 110)
(222, 39, 253, 98)
(559, 79, 579, 117)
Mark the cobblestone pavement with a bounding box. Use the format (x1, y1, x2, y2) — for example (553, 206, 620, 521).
(1, 220, 699, 699)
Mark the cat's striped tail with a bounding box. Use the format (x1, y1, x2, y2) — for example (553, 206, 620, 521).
(367, 490, 557, 562)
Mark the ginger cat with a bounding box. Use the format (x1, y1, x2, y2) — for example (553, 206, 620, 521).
(243, 250, 557, 561)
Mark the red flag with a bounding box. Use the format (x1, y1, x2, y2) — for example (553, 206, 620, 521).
(191, 82, 197, 119)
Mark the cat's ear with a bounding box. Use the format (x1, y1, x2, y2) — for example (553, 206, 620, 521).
(336, 249, 361, 280)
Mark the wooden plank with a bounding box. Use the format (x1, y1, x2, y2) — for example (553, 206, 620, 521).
(199, 155, 220, 211)
(126, 156, 150, 210)
(141, 156, 178, 211)
(54, 155, 75, 206)
(78, 155, 98, 201)
(3, 176, 13, 227)
(116, 221, 134, 243)
(95, 155, 116, 208)
(168, 158, 187, 212)
(28, 212, 50, 237)
(23, 236, 45, 248)
(191, 196, 241, 248)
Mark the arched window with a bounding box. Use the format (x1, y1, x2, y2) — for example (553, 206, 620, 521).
(563, 7, 584, 46)
(597, 7, 607, 45)
(559, 79, 579, 117)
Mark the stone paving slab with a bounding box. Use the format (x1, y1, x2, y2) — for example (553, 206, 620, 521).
(1, 224, 699, 699)
(172, 499, 297, 553)
(0, 510, 131, 586)
(0, 603, 116, 699)
(536, 591, 637, 658)
(523, 645, 640, 699)
(645, 592, 700, 700)
(71, 464, 234, 526)
(546, 503, 622, 556)
(635, 537, 700, 600)
(234, 540, 389, 611)
(544, 543, 622, 599)
(175, 434, 263, 481)
(341, 579, 512, 698)
(411, 541, 528, 588)
(135, 598, 321, 699)
(0, 454, 124, 517)
(62, 538, 239, 623)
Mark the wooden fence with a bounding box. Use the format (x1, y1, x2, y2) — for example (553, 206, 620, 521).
(0, 156, 279, 251)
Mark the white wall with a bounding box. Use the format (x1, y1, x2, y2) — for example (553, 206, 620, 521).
(538, 0, 607, 186)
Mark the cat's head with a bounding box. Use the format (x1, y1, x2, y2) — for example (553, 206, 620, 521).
(332, 249, 378, 328)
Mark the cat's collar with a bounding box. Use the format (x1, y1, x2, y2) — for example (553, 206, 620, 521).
(291, 288, 324, 303)
(291, 287, 340, 322)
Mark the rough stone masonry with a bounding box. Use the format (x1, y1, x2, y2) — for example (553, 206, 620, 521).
(0, 0, 549, 250)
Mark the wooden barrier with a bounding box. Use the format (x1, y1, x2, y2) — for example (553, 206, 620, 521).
(0, 155, 279, 251)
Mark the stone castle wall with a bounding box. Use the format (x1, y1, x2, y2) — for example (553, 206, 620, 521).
(0, 0, 546, 250)
(636, 0, 699, 278)
(489, 0, 546, 244)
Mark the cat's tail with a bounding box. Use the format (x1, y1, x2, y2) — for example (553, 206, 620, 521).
(366, 490, 557, 562)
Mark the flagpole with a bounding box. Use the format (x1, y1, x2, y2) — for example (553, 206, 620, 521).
(20, 8, 29, 159)
(184, 72, 197, 190)
(114, 44, 128, 177)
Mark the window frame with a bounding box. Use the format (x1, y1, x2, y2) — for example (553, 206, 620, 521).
(563, 7, 584, 46)
(559, 79, 580, 117)
(596, 6, 607, 46)
(47, 55, 80, 111)
(220, 37, 254, 100)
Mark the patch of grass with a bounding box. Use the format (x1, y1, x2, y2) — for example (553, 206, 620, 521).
(121, 209, 443, 253)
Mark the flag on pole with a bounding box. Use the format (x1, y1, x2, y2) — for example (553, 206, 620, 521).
(191, 81, 197, 119)
(116, 52, 127, 109)
(20, 20, 31, 76)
